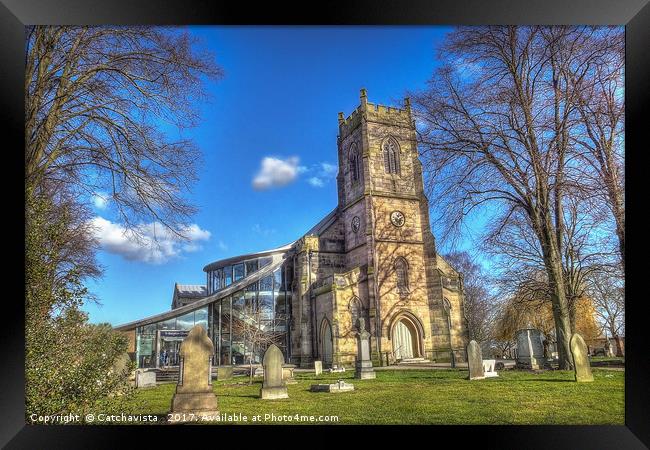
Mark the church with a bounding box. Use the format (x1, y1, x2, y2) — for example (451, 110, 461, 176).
(116, 89, 469, 369)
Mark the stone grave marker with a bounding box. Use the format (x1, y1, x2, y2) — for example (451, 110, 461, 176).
(570, 333, 594, 382)
(260, 344, 289, 399)
(482, 359, 499, 378)
(354, 318, 376, 380)
(136, 370, 156, 388)
(310, 379, 355, 393)
(314, 360, 323, 376)
(282, 364, 297, 384)
(467, 340, 485, 380)
(217, 365, 233, 380)
(515, 328, 545, 369)
(170, 325, 219, 419)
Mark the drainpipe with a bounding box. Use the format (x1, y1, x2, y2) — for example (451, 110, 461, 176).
(307, 249, 316, 360)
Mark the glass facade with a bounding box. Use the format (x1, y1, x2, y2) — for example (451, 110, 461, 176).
(134, 254, 291, 368)
(206, 254, 273, 295)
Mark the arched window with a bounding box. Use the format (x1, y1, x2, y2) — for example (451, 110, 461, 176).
(383, 137, 400, 175)
(349, 144, 361, 182)
(349, 297, 362, 330)
(395, 257, 409, 295)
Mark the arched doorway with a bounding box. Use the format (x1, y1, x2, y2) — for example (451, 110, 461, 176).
(321, 319, 333, 367)
(392, 317, 421, 360)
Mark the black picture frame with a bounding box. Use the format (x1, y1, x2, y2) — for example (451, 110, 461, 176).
(2, 0, 647, 447)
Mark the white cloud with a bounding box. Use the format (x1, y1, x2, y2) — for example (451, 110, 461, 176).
(301, 161, 338, 188)
(217, 240, 228, 251)
(92, 192, 109, 209)
(252, 223, 276, 236)
(307, 177, 325, 188)
(252, 156, 301, 190)
(319, 162, 337, 177)
(90, 217, 211, 264)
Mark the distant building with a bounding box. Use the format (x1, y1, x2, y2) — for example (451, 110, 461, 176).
(116, 90, 469, 369)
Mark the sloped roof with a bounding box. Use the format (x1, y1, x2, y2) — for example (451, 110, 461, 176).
(174, 284, 207, 298)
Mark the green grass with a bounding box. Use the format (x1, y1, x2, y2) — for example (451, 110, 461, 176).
(590, 356, 624, 363)
(123, 369, 624, 425)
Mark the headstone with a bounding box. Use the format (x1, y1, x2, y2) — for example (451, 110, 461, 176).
(467, 340, 485, 380)
(217, 365, 233, 380)
(260, 344, 289, 399)
(570, 333, 594, 382)
(170, 325, 219, 419)
(482, 359, 499, 378)
(136, 370, 156, 388)
(310, 380, 355, 393)
(515, 329, 545, 369)
(282, 364, 297, 384)
(329, 365, 346, 373)
(314, 360, 323, 375)
(354, 318, 376, 380)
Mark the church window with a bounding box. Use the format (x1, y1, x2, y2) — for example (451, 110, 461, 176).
(349, 144, 361, 182)
(395, 257, 409, 295)
(383, 137, 400, 175)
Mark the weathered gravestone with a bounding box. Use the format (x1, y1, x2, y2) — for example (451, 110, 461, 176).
(354, 318, 376, 380)
(515, 328, 545, 369)
(467, 340, 485, 380)
(570, 333, 594, 382)
(310, 379, 355, 393)
(216, 365, 233, 380)
(260, 344, 289, 399)
(282, 364, 297, 384)
(314, 360, 323, 376)
(482, 359, 499, 378)
(170, 325, 219, 419)
(136, 370, 156, 388)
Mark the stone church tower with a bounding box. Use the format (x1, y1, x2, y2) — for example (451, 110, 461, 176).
(289, 89, 469, 367)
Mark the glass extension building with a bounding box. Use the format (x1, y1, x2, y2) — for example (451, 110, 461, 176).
(115, 245, 293, 368)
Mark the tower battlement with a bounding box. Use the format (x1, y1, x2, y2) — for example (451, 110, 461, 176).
(338, 89, 413, 138)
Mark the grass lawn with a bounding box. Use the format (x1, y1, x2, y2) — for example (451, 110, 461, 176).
(122, 368, 623, 425)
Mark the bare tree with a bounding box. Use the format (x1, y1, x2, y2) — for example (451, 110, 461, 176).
(412, 26, 622, 369)
(228, 307, 288, 385)
(25, 26, 223, 238)
(444, 251, 494, 344)
(586, 269, 625, 356)
(571, 35, 625, 269)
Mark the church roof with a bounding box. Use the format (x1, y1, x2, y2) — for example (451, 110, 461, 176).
(174, 284, 207, 298)
(305, 207, 338, 236)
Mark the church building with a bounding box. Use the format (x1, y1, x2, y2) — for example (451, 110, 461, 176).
(116, 90, 469, 369)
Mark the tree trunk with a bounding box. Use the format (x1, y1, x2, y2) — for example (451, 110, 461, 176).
(613, 334, 624, 357)
(538, 221, 574, 370)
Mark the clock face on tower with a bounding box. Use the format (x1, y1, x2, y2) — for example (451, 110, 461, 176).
(351, 216, 360, 233)
(390, 210, 405, 227)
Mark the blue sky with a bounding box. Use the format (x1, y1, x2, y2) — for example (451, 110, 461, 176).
(83, 26, 463, 326)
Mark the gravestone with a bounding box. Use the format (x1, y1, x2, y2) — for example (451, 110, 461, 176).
(310, 380, 355, 393)
(329, 365, 346, 373)
(570, 333, 594, 382)
(136, 370, 156, 388)
(314, 360, 323, 376)
(515, 328, 545, 369)
(170, 325, 219, 419)
(283, 364, 297, 384)
(354, 318, 376, 380)
(482, 359, 499, 378)
(217, 365, 233, 380)
(467, 340, 485, 380)
(260, 344, 289, 399)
